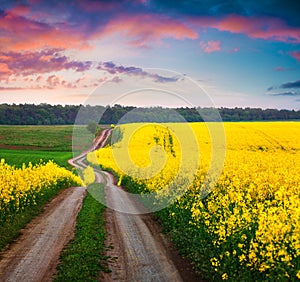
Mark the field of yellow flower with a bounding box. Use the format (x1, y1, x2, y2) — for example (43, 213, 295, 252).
(89, 121, 300, 281)
(0, 159, 83, 224)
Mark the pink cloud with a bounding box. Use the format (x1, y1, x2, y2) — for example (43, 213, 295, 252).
(0, 11, 90, 52)
(0, 63, 12, 75)
(0, 9, 198, 53)
(0, 50, 92, 79)
(46, 75, 60, 88)
(191, 15, 300, 43)
(200, 40, 221, 53)
(78, 0, 121, 12)
(36, 75, 43, 82)
(9, 5, 31, 17)
(101, 14, 198, 47)
(274, 66, 294, 72)
(290, 51, 300, 62)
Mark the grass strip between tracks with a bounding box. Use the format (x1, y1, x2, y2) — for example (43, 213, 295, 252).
(54, 183, 109, 281)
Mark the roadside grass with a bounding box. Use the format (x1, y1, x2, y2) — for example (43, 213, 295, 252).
(0, 186, 72, 252)
(54, 183, 109, 282)
(0, 203, 45, 251)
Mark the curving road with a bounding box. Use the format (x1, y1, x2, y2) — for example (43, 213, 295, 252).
(87, 130, 202, 282)
(0, 129, 111, 282)
(0, 128, 202, 282)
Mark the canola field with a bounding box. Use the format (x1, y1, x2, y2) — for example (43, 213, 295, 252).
(0, 160, 83, 224)
(88, 122, 300, 281)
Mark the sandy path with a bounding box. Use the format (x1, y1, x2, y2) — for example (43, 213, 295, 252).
(96, 168, 202, 281)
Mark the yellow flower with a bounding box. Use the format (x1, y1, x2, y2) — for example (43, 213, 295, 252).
(90, 122, 300, 279)
(222, 273, 228, 280)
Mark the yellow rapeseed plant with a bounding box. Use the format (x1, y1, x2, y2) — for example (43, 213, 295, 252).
(0, 159, 83, 222)
(90, 122, 300, 280)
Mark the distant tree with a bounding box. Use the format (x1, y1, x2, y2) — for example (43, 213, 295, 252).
(87, 121, 98, 134)
(0, 103, 300, 125)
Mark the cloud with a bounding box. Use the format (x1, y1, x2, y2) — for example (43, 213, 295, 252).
(100, 14, 198, 47)
(77, 0, 123, 13)
(281, 80, 300, 89)
(97, 61, 180, 83)
(8, 4, 31, 17)
(191, 15, 300, 43)
(200, 40, 221, 53)
(269, 91, 300, 96)
(0, 10, 91, 52)
(0, 86, 23, 91)
(289, 51, 300, 61)
(110, 76, 122, 83)
(0, 49, 92, 79)
(267, 79, 300, 96)
(1, 1, 300, 59)
(274, 66, 294, 72)
(36, 75, 43, 82)
(0, 2, 199, 53)
(97, 61, 142, 75)
(150, 0, 300, 27)
(46, 74, 61, 88)
(0, 62, 13, 77)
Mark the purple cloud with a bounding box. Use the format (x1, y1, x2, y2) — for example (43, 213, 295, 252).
(97, 62, 180, 83)
(0, 49, 92, 78)
(281, 80, 300, 88)
(269, 91, 300, 96)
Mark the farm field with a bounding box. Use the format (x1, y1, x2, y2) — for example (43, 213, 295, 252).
(0, 125, 73, 167)
(0, 126, 111, 281)
(0, 125, 73, 151)
(0, 125, 84, 251)
(89, 121, 300, 281)
(0, 125, 96, 167)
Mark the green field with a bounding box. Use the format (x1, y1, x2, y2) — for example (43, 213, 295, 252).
(0, 125, 95, 167)
(0, 125, 86, 251)
(0, 149, 72, 168)
(0, 125, 73, 151)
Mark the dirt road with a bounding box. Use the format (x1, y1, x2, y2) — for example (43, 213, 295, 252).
(102, 174, 180, 281)
(0, 187, 86, 282)
(0, 129, 111, 282)
(69, 128, 201, 281)
(0, 128, 202, 281)
(96, 170, 203, 282)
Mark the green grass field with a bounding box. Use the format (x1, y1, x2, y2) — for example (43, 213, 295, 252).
(0, 125, 95, 167)
(0, 149, 72, 168)
(0, 125, 73, 151)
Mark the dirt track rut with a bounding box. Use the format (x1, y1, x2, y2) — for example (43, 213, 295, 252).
(103, 179, 183, 281)
(0, 187, 86, 282)
(98, 169, 201, 281)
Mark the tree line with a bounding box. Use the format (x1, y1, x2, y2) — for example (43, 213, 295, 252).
(0, 103, 299, 125)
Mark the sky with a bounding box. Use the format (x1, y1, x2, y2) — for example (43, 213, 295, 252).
(0, 0, 300, 109)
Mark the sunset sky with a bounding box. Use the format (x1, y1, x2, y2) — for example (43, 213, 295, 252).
(0, 0, 300, 109)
